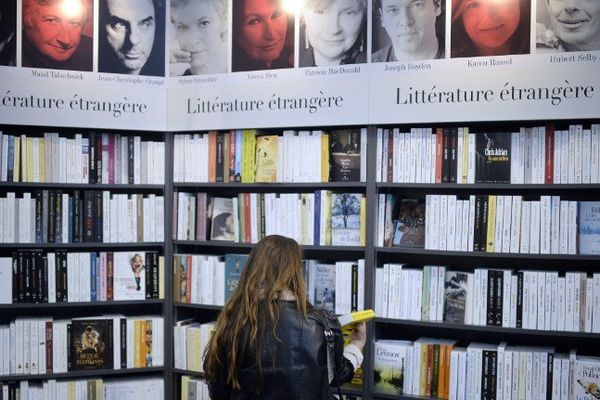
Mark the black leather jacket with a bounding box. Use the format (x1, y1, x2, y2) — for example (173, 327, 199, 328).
(207, 300, 355, 400)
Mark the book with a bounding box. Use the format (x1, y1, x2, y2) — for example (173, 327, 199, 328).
(579, 202, 600, 254)
(331, 193, 362, 246)
(224, 254, 248, 302)
(113, 252, 146, 300)
(330, 129, 361, 182)
(374, 340, 412, 395)
(254, 135, 278, 183)
(475, 132, 511, 183)
(443, 271, 469, 323)
(573, 356, 600, 400)
(392, 199, 425, 247)
(68, 319, 113, 370)
(312, 263, 336, 312)
(210, 197, 235, 241)
(338, 309, 375, 327)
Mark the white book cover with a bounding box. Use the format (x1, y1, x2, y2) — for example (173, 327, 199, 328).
(594, 274, 600, 333)
(566, 273, 576, 331)
(455, 200, 463, 251)
(592, 125, 599, 184)
(560, 130, 569, 185)
(585, 278, 593, 333)
(575, 125, 583, 184)
(551, 196, 561, 254)
(573, 357, 600, 400)
(529, 201, 541, 254)
(447, 195, 457, 251)
(113, 252, 146, 300)
(510, 275, 518, 328)
(540, 196, 552, 254)
(552, 355, 563, 400)
(554, 129, 561, 184)
(550, 272, 559, 331)
(544, 272, 553, 330)
(494, 195, 505, 253)
(568, 126, 576, 184)
(569, 201, 578, 254)
(468, 195, 476, 252)
(0, 258, 11, 304)
(583, 129, 592, 184)
(502, 196, 512, 253)
(502, 270, 512, 328)
(510, 196, 522, 253)
(511, 131, 519, 184)
(376, 129, 382, 182)
(557, 277, 566, 331)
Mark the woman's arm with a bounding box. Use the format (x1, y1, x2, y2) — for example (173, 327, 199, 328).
(324, 312, 365, 385)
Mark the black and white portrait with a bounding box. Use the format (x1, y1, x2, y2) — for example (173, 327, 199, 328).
(169, 0, 228, 76)
(372, 0, 445, 62)
(99, 0, 165, 76)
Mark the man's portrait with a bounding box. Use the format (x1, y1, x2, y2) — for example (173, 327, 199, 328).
(0, 0, 17, 66)
(21, 0, 93, 71)
(537, 0, 600, 52)
(371, 0, 445, 62)
(99, 0, 165, 76)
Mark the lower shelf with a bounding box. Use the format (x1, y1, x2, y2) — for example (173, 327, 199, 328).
(0, 367, 164, 382)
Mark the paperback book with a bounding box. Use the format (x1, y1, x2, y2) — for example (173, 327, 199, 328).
(330, 130, 361, 182)
(210, 197, 235, 241)
(254, 135, 278, 182)
(113, 252, 146, 300)
(331, 193, 362, 246)
(373, 340, 411, 395)
(573, 357, 600, 400)
(224, 254, 248, 301)
(392, 199, 425, 247)
(443, 271, 469, 323)
(579, 202, 600, 254)
(68, 319, 113, 370)
(475, 132, 511, 183)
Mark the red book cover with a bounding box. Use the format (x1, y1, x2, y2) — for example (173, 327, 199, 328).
(229, 130, 236, 182)
(45, 321, 53, 373)
(108, 134, 115, 184)
(186, 255, 192, 303)
(435, 128, 443, 183)
(545, 123, 555, 184)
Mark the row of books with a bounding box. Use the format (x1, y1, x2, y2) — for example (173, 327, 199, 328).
(375, 124, 600, 184)
(0, 251, 164, 304)
(0, 377, 164, 400)
(181, 376, 209, 400)
(0, 316, 164, 376)
(375, 265, 600, 333)
(175, 192, 366, 246)
(173, 321, 215, 373)
(374, 339, 599, 400)
(0, 191, 165, 244)
(173, 254, 366, 315)
(172, 128, 367, 183)
(0, 132, 165, 185)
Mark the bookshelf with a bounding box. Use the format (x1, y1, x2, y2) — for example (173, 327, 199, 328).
(0, 125, 168, 397)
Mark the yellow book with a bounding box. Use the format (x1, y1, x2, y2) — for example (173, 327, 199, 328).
(20, 135, 27, 182)
(181, 375, 191, 400)
(254, 135, 278, 182)
(159, 256, 164, 299)
(39, 137, 46, 182)
(241, 130, 256, 183)
(140, 320, 147, 368)
(26, 137, 33, 182)
(94, 379, 103, 400)
(338, 309, 375, 328)
(67, 382, 76, 400)
(321, 133, 329, 182)
(134, 320, 141, 368)
(486, 195, 497, 252)
(419, 344, 429, 395)
(186, 326, 202, 372)
(13, 136, 20, 182)
(359, 197, 366, 246)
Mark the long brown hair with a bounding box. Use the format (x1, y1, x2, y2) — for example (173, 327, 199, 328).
(203, 235, 308, 390)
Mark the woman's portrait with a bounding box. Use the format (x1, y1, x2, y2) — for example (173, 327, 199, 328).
(300, 0, 367, 67)
(169, 0, 228, 76)
(451, 0, 531, 57)
(130, 253, 145, 291)
(232, 0, 294, 72)
(0, 0, 16, 66)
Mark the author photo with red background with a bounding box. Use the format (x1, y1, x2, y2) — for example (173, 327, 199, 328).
(451, 0, 531, 57)
(232, 0, 295, 72)
(299, 0, 367, 67)
(22, 0, 93, 71)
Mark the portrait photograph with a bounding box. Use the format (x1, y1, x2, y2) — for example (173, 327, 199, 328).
(232, 0, 295, 72)
(21, 0, 93, 71)
(450, 0, 531, 57)
(536, 0, 600, 52)
(299, 0, 368, 67)
(169, 0, 229, 76)
(99, 0, 166, 77)
(0, 0, 17, 67)
(372, 0, 446, 62)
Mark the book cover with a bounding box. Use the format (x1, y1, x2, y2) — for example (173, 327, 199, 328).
(374, 340, 410, 395)
(254, 135, 278, 182)
(443, 271, 469, 323)
(210, 197, 235, 241)
(224, 254, 248, 302)
(475, 132, 511, 183)
(312, 263, 336, 312)
(392, 199, 425, 248)
(112, 252, 146, 301)
(573, 357, 600, 400)
(68, 319, 113, 370)
(330, 129, 361, 182)
(579, 202, 600, 254)
(331, 193, 362, 246)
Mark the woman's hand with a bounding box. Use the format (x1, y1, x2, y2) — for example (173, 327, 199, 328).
(349, 322, 366, 350)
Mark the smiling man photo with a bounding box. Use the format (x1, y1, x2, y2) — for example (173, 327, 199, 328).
(22, 0, 92, 71)
(99, 0, 165, 76)
(537, 0, 600, 52)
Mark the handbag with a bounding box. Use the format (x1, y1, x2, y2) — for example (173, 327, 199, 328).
(321, 312, 344, 400)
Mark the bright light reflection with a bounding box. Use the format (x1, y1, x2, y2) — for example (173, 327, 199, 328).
(60, 0, 84, 18)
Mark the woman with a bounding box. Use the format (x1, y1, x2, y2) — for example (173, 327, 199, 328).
(451, 0, 530, 57)
(170, 0, 228, 76)
(232, 0, 294, 71)
(300, 0, 367, 67)
(204, 235, 366, 399)
(0, 0, 16, 66)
